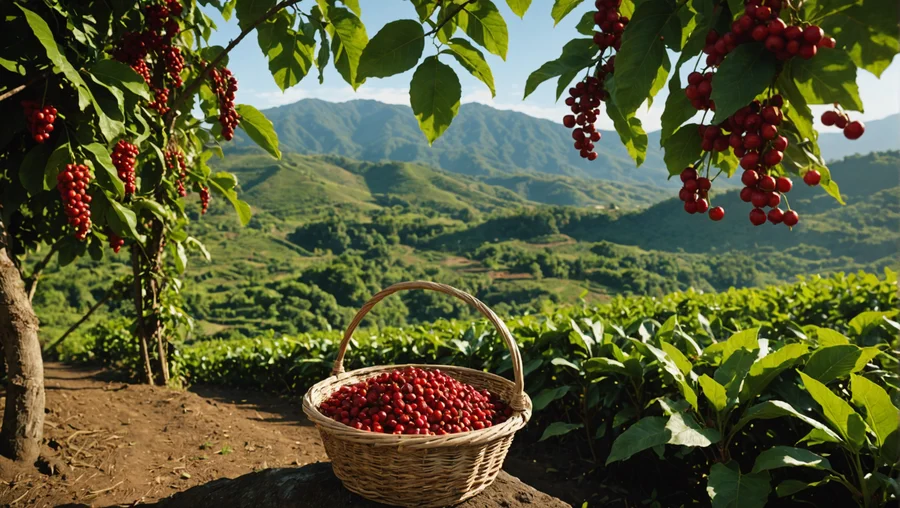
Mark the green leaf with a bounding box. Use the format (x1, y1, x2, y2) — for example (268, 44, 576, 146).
(821, 0, 899, 78)
(575, 11, 596, 35)
(661, 341, 692, 377)
(44, 141, 70, 190)
(711, 43, 777, 123)
(705, 328, 760, 364)
(787, 48, 863, 111)
(551, 0, 585, 25)
(539, 422, 583, 442)
(740, 343, 808, 403)
(328, 7, 369, 89)
(222, 0, 238, 20)
(699, 374, 728, 412)
(751, 446, 833, 473)
(171, 241, 188, 274)
(645, 342, 698, 411)
(815, 327, 851, 347)
(605, 91, 649, 167)
(665, 412, 721, 447)
(663, 124, 702, 177)
(506, 0, 532, 17)
(339, 0, 361, 16)
(235, 0, 275, 31)
(235, 104, 281, 159)
(707, 463, 770, 508)
(186, 237, 212, 262)
(715, 348, 756, 403)
(358, 20, 425, 80)
(208, 174, 252, 226)
(798, 428, 844, 446)
(409, 56, 461, 145)
(584, 357, 628, 376)
(606, 416, 669, 464)
(107, 199, 140, 240)
(445, 38, 495, 97)
(853, 347, 882, 373)
(457, 0, 509, 60)
(849, 310, 898, 337)
(409, 0, 439, 22)
(611, 0, 679, 114)
(551, 357, 580, 371)
(524, 38, 596, 99)
(803, 345, 862, 384)
(257, 14, 316, 91)
(19, 144, 50, 195)
(532, 385, 571, 411)
(850, 374, 900, 459)
(89, 60, 150, 100)
(660, 87, 697, 147)
(776, 478, 833, 498)
(83, 143, 125, 199)
(799, 371, 866, 449)
(613, 407, 637, 427)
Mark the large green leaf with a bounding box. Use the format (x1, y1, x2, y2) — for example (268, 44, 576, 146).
(457, 0, 508, 60)
(821, 0, 899, 78)
(711, 43, 777, 123)
(665, 412, 721, 447)
(506, 0, 532, 17)
(850, 374, 900, 460)
(235, 0, 275, 30)
(235, 104, 281, 159)
(107, 199, 140, 240)
(445, 38, 495, 97)
(539, 421, 583, 442)
(707, 462, 771, 508)
(531, 385, 571, 411)
(605, 90, 649, 167)
(776, 478, 834, 498)
(524, 38, 596, 99)
(607, 416, 670, 464)
(89, 59, 150, 100)
(751, 446, 832, 474)
(815, 327, 851, 346)
(704, 328, 760, 363)
(803, 345, 862, 384)
(660, 88, 696, 147)
(328, 7, 369, 89)
(739, 343, 808, 403)
(715, 348, 756, 403)
(44, 141, 70, 190)
(733, 400, 841, 441)
(409, 56, 461, 145)
(663, 125, 702, 177)
(849, 310, 898, 337)
(584, 357, 628, 376)
(799, 371, 866, 449)
(358, 20, 425, 80)
(787, 48, 863, 111)
(208, 172, 252, 226)
(612, 0, 679, 114)
(257, 14, 316, 91)
(699, 374, 728, 412)
(550, 0, 585, 25)
(661, 341, 692, 377)
(83, 143, 125, 199)
(645, 342, 698, 410)
(19, 144, 50, 195)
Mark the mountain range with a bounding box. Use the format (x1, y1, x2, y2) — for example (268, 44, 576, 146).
(231, 99, 900, 189)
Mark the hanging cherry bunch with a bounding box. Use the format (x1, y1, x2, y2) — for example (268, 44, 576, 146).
(821, 109, 865, 140)
(21, 100, 57, 143)
(591, 0, 629, 51)
(111, 140, 139, 196)
(56, 164, 93, 241)
(199, 187, 210, 214)
(210, 67, 240, 140)
(108, 231, 125, 253)
(165, 148, 188, 197)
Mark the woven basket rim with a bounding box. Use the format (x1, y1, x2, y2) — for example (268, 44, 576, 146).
(302, 363, 532, 448)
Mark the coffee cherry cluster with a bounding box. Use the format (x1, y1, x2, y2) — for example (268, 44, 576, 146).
(685, 71, 714, 111)
(56, 164, 93, 241)
(318, 367, 512, 435)
(703, 0, 834, 66)
(111, 140, 139, 196)
(108, 231, 125, 253)
(149, 87, 170, 115)
(21, 101, 57, 143)
(678, 167, 712, 216)
(563, 76, 606, 161)
(163, 46, 185, 87)
(165, 148, 188, 197)
(821, 110, 864, 140)
(591, 0, 629, 51)
(210, 67, 240, 140)
(199, 186, 210, 214)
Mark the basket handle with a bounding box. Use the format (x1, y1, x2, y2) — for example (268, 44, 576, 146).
(331, 280, 528, 410)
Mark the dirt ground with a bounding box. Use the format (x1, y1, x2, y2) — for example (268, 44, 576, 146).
(0, 363, 579, 508)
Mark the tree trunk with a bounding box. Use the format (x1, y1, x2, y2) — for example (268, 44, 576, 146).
(146, 220, 168, 384)
(131, 245, 155, 385)
(0, 247, 44, 462)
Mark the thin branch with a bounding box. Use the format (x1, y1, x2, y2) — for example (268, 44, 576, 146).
(425, 0, 475, 37)
(25, 241, 60, 302)
(0, 69, 52, 104)
(167, 0, 304, 121)
(42, 283, 121, 354)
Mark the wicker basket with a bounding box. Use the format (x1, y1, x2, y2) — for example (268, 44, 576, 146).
(302, 281, 532, 507)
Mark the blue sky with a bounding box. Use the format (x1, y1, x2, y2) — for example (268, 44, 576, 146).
(205, 3, 899, 132)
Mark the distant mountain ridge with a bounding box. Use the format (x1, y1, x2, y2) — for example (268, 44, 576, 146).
(231, 98, 899, 189)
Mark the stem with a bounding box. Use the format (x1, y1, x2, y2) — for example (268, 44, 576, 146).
(24, 241, 60, 302)
(0, 70, 51, 104)
(582, 384, 598, 463)
(131, 245, 154, 385)
(425, 0, 475, 37)
(42, 285, 117, 354)
(853, 451, 870, 508)
(168, 0, 305, 120)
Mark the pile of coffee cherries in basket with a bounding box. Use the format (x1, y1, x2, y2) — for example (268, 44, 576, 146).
(318, 367, 512, 435)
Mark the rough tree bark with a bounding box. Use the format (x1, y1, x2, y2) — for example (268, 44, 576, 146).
(147, 220, 169, 384)
(0, 246, 45, 462)
(131, 245, 155, 385)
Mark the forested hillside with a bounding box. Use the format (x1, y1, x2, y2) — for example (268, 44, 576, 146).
(32, 150, 899, 344)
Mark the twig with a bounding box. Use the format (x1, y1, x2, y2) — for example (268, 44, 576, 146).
(168, 0, 304, 121)
(87, 480, 124, 496)
(8, 485, 36, 506)
(65, 429, 101, 444)
(425, 0, 475, 37)
(0, 69, 51, 103)
(24, 240, 59, 300)
(43, 284, 119, 354)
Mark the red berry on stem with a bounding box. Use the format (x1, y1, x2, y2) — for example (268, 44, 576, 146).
(681, 167, 698, 182)
(803, 25, 823, 44)
(709, 206, 725, 221)
(741, 169, 760, 186)
(749, 208, 767, 226)
(776, 176, 792, 193)
(740, 187, 754, 203)
(783, 210, 799, 227)
(843, 120, 865, 140)
(767, 208, 784, 224)
(803, 170, 821, 186)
